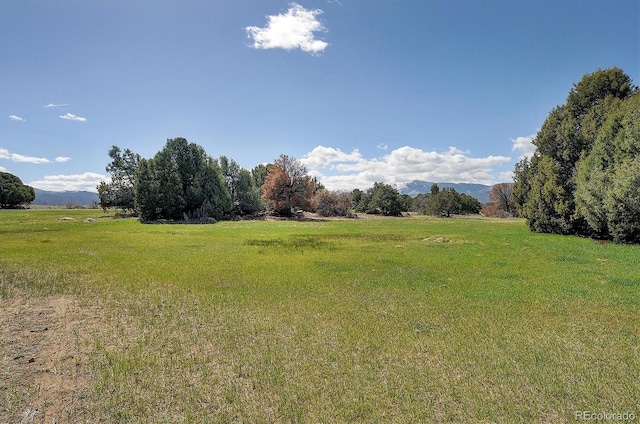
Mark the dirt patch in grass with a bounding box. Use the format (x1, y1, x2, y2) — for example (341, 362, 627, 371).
(0, 294, 102, 423)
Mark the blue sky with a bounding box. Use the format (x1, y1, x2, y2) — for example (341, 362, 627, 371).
(1, 0, 638, 192)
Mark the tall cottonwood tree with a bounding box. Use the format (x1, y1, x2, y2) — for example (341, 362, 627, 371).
(489, 183, 514, 215)
(481, 183, 515, 217)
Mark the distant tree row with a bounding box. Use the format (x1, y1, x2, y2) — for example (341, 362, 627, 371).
(0, 172, 35, 208)
(99, 138, 520, 223)
(410, 184, 483, 217)
(98, 138, 360, 221)
(1, 143, 506, 219)
(513, 67, 640, 243)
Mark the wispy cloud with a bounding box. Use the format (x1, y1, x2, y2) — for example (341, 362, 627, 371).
(511, 133, 537, 159)
(0, 147, 51, 164)
(0, 165, 8, 172)
(377, 143, 388, 150)
(59, 113, 87, 122)
(246, 3, 328, 55)
(8, 115, 26, 122)
(29, 172, 107, 192)
(55, 156, 72, 163)
(42, 103, 69, 109)
(301, 145, 511, 191)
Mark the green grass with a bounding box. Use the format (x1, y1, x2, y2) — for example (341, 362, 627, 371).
(1, 209, 638, 422)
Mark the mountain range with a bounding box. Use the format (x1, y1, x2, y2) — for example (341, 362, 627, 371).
(31, 180, 494, 207)
(33, 189, 100, 206)
(397, 180, 493, 203)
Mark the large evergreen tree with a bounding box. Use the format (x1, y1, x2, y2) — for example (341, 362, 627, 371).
(135, 138, 232, 221)
(575, 92, 640, 242)
(513, 68, 636, 237)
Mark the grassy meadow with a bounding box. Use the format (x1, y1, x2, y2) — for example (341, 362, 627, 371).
(1, 209, 638, 423)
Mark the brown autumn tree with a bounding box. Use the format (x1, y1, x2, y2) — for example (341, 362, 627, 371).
(261, 154, 316, 216)
(482, 183, 515, 217)
(313, 189, 353, 217)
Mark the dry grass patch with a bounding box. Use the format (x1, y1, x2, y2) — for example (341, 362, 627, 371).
(0, 293, 103, 423)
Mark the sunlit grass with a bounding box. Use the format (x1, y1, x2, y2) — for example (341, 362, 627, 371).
(1, 209, 638, 422)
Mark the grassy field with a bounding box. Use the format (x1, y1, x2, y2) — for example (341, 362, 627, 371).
(1, 209, 638, 423)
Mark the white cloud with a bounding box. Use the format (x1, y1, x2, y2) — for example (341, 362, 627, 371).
(43, 103, 69, 109)
(55, 156, 72, 163)
(497, 170, 515, 183)
(511, 133, 537, 159)
(8, 115, 26, 122)
(0, 147, 51, 164)
(59, 113, 87, 122)
(301, 146, 363, 168)
(29, 172, 107, 192)
(377, 143, 388, 150)
(302, 145, 512, 191)
(246, 3, 328, 55)
(0, 165, 8, 172)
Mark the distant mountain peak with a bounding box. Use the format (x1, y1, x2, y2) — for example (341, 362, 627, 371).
(33, 189, 99, 206)
(398, 180, 492, 203)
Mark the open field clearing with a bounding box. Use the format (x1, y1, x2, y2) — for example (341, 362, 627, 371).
(1, 209, 638, 423)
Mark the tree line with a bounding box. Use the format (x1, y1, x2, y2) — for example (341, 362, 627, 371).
(96, 137, 490, 221)
(512, 67, 639, 243)
(97, 138, 326, 221)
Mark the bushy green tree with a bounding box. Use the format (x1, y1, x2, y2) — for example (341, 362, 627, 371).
(605, 158, 640, 243)
(425, 187, 481, 217)
(235, 168, 263, 215)
(0, 172, 35, 208)
(515, 67, 635, 236)
(576, 92, 640, 242)
(512, 157, 532, 217)
(459, 192, 483, 214)
(135, 138, 232, 222)
(251, 164, 270, 192)
(522, 155, 573, 233)
(97, 146, 140, 213)
(355, 182, 405, 216)
(219, 156, 262, 215)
